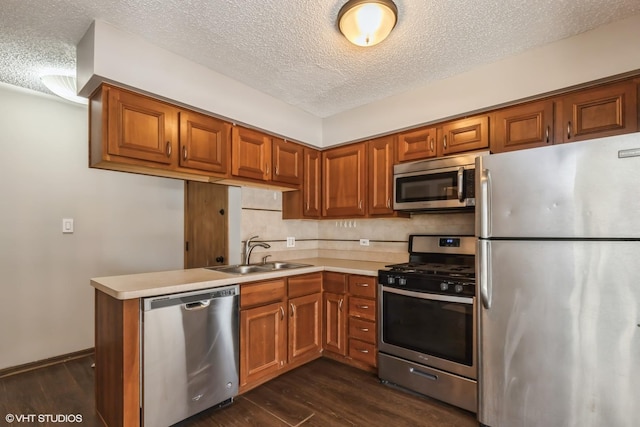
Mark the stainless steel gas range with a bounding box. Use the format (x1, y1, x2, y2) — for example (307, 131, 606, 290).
(378, 234, 477, 413)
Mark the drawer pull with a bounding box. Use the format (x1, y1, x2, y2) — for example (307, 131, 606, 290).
(356, 348, 369, 354)
(356, 283, 369, 287)
(409, 367, 438, 381)
(356, 304, 369, 309)
(339, 298, 343, 311)
(357, 327, 369, 332)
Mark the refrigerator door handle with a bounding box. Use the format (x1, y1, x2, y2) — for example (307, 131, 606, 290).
(478, 239, 492, 309)
(477, 167, 492, 238)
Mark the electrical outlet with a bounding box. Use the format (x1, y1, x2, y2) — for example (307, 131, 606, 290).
(286, 237, 295, 248)
(359, 239, 369, 246)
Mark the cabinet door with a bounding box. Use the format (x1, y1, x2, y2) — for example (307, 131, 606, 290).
(559, 80, 637, 143)
(303, 148, 322, 217)
(179, 111, 230, 174)
(322, 143, 366, 217)
(323, 292, 347, 356)
(397, 126, 437, 162)
(367, 136, 396, 215)
(240, 302, 287, 387)
(231, 126, 272, 181)
(272, 138, 303, 185)
(107, 86, 178, 165)
(288, 293, 322, 363)
(492, 100, 554, 153)
(440, 115, 489, 155)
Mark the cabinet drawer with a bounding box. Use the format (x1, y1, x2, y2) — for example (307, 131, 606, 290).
(240, 279, 286, 308)
(349, 317, 376, 343)
(348, 338, 376, 367)
(348, 297, 376, 321)
(288, 272, 322, 298)
(348, 275, 376, 298)
(323, 272, 347, 294)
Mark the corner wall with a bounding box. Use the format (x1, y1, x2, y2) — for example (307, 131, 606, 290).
(0, 84, 184, 370)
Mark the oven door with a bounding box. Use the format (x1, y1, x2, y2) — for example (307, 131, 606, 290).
(379, 284, 476, 379)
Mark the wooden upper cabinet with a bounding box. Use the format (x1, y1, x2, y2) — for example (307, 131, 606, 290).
(367, 135, 396, 215)
(491, 100, 554, 153)
(106, 86, 178, 165)
(179, 111, 230, 174)
(397, 126, 437, 162)
(303, 148, 322, 217)
(231, 126, 272, 181)
(440, 115, 489, 156)
(558, 80, 638, 143)
(322, 143, 366, 217)
(272, 138, 303, 186)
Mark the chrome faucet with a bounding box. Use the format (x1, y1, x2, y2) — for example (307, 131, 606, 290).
(241, 235, 271, 265)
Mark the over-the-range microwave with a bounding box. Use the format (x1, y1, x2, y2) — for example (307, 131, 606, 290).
(393, 151, 489, 212)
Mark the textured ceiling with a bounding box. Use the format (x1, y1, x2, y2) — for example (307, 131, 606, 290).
(1, 0, 639, 117)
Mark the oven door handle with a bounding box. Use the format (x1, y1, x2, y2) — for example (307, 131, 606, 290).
(381, 286, 473, 305)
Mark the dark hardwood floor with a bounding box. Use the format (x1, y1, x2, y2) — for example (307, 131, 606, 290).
(1, 356, 478, 426)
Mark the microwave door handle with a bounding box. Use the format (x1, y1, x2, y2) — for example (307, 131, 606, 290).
(457, 167, 464, 202)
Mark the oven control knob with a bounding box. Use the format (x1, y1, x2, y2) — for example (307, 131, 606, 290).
(454, 284, 464, 294)
(398, 277, 407, 286)
(387, 276, 395, 285)
(440, 281, 449, 291)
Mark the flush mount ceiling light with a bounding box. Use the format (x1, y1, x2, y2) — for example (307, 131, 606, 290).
(338, 0, 398, 47)
(40, 74, 88, 105)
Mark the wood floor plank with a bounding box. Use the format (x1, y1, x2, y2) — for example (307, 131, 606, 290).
(0, 355, 478, 427)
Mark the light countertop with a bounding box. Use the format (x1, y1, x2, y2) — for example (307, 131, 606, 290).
(91, 258, 387, 300)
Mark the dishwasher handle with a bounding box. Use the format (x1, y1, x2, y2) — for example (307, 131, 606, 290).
(184, 300, 211, 311)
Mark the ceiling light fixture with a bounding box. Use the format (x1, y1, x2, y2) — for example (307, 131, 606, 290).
(338, 0, 398, 47)
(40, 74, 88, 105)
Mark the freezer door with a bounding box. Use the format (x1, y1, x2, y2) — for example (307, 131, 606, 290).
(477, 240, 640, 427)
(475, 133, 640, 238)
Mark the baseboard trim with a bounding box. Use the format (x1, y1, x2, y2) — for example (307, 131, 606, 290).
(0, 347, 95, 379)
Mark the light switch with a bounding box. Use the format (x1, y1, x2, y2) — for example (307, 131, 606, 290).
(62, 218, 74, 234)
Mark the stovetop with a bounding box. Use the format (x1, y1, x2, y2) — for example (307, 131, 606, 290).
(378, 235, 476, 297)
(385, 262, 475, 278)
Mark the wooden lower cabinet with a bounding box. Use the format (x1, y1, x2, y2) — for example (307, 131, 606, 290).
(288, 293, 322, 363)
(323, 292, 347, 356)
(323, 273, 377, 371)
(239, 274, 322, 393)
(240, 301, 287, 388)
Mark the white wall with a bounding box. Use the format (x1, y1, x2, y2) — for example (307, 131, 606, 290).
(0, 84, 184, 370)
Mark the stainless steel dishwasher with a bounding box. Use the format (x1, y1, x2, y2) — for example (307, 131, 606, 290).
(142, 285, 239, 427)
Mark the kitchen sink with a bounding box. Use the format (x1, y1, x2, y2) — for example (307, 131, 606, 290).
(206, 262, 312, 275)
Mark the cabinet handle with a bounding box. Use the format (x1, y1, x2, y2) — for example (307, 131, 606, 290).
(306, 202, 310, 211)
(266, 164, 270, 175)
(430, 138, 434, 152)
(290, 302, 295, 317)
(567, 121, 572, 140)
(356, 348, 370, 354)
(356, 304, 369, 309)
(338, 298, 343, 312)
(358, 200, 363, 210)
(182, 146, 187, 161)
(545, 126, 550, 144)
(275, 166, 279, 176)
(165, 141, 172, 157)
(386, 198, 391, 209)
(356, 283, 369, 287)
(357, 327, 370, 332)
(279, 306, 284, 320)
(443, 135, 447, 150)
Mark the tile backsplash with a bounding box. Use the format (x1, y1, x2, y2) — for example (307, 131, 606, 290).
(240, 187, 474, 263)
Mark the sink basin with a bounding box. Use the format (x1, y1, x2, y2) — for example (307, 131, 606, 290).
(261, 261, 312, 270)
(206, 261, 312, 275)
(206, 265, 271, 274)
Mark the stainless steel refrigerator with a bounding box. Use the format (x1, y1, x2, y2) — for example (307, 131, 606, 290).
(476, 133, 640, 427)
